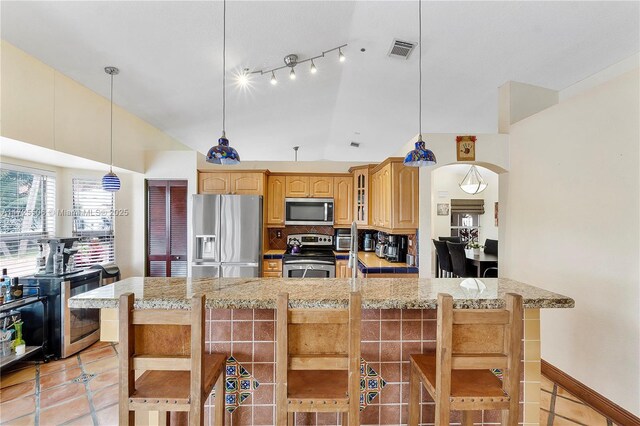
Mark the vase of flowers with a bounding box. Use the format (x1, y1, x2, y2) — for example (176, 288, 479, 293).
(466, 241, 484, 255)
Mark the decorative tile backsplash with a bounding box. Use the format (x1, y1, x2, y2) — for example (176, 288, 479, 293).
(268, 226, 418, 263)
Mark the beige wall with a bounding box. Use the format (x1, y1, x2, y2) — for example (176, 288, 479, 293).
(502, 69, 640, 415)
(1, 156, 145, 279)
(0, 41, 189, 173)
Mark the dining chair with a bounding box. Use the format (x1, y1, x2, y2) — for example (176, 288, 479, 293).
(446, 242, 472, 278)
(483, 267, 499, 278)
(439, 236, 462, 243)
(276, 291, 362, 425)
(119, 293, 226, 426)
(408, 293, 523, 426)
(484, 239, 498, 255)
(433, 239, 454, 278)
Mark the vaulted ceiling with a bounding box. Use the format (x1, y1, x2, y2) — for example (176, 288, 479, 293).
(2, 1, 638, 162)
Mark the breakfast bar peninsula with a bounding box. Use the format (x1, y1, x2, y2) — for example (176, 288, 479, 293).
(69, 277, 573, 426)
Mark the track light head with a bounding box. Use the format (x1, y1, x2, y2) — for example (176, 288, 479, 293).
(270, 71, 277, 85)
(310, 60, 317, 74)
(290, 68, 296, 80)
(339, 48, 345, 62)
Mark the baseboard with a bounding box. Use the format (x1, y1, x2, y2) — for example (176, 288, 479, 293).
(541, 359, 640, 426)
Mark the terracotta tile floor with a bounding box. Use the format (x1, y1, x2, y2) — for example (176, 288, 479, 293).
(0, 342, 622, 425)
(1, 341, 118, 426)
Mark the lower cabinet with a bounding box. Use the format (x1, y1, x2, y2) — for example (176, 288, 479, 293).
(263, 259, 282, 277)
(335, 259, 352, 278)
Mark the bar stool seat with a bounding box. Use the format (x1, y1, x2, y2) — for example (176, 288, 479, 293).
(410, 354, 510, 403)
(288, 369, 348, 401)
(130, 354, 226, 405)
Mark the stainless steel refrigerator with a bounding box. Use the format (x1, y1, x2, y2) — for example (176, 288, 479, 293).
(191, 195, 263, 278)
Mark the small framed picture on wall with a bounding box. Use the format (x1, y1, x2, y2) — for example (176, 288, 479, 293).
(437, 203, 450, 216)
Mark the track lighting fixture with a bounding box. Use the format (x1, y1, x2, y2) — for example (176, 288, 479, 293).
(246, 44, 347, 85)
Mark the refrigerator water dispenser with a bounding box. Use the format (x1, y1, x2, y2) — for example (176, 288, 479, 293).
(195, 235, 217, 260)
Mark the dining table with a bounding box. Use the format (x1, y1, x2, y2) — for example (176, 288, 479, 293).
(465, 251, 498, 277)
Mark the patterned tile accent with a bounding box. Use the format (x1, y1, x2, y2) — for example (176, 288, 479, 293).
(267, 225, 335, 250)
(360, 358, 386, 410)
(223, 355, 260, 413)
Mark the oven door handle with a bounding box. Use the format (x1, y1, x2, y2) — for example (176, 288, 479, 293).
(283, 259, 335, 265)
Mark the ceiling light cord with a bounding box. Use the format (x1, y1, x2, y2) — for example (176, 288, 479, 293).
(222, 0, 226, 135)
(110, 72, 114, 172)
(419, 0, 422, 138)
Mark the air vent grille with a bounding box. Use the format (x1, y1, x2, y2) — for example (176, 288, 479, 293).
(388, 39, 417, 59)
(350, 142, 360, 148)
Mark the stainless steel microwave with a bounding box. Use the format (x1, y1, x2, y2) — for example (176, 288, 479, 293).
(285, 198, 334, 226)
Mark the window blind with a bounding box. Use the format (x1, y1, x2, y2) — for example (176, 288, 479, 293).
(72, 177, 115, 268)
(451, 199, 485, 214)
(0, 164, 56, 277)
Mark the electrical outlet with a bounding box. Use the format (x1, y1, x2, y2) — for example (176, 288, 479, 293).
(408, 239, 412, 247)
(276, 230, 282, 238)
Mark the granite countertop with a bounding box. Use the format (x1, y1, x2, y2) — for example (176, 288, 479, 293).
(69, 277, 574, 310)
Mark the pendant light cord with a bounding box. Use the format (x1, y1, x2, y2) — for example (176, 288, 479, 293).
(222, 0, 226, 135)
(418, 0, 422, 138)
(110, 72, 114, 172)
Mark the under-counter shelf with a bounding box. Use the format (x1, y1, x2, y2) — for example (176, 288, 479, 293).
(0, 290, 49, 370)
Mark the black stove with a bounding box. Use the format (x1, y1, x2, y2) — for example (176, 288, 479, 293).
(282, 234, 336, 278)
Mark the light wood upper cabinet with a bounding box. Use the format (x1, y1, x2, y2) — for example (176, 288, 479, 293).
(351, 166, 372, 226)
(392, 163, 419, 229)
(285, 176, 309, 197)
(199, 172, 230, 194)
(230, 172, 264, 195)
(309, 176, 334, 197)
(198, 171, 265, 195)
(369, 159, 419, 232)
(333, 176, 353, 226)
(267, 175, 286, 226)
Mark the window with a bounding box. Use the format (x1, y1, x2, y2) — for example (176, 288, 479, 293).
(72, 177, 115, 268)
(0, 164, 56, 277)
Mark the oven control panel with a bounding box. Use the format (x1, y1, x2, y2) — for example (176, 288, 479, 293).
(287, 233, 333, 247)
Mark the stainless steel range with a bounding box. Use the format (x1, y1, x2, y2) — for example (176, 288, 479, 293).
(282, 233, 336, 278)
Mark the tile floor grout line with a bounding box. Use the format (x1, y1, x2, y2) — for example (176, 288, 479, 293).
(35, 361, 41, 425)
(77, 352, 100, 426)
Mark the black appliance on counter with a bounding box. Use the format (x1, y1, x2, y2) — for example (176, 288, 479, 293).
(282, 233, 336, 278)
(385, 235, 408, 263)
(20, 269, 101, 359)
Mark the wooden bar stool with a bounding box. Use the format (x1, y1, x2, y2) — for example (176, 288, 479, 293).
(119, 293, 226, 426)
(276, 292, 361, 425)
(408, 293, 523, 426)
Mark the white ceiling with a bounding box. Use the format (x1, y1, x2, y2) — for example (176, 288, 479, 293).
(2, 1, 638, 162)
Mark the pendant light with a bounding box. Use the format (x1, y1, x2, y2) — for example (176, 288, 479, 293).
(403, 0, 436, 167)
(102, 66, 121, 192)
(206, 0, 240, 165)
(459, 165, 487, 194)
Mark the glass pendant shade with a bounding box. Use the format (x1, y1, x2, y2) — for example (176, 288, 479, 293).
(206, 134, 240, 165)
(459, 165, 487, 195)
(102, 171, 121, 192)
(403, 136, 436, 167)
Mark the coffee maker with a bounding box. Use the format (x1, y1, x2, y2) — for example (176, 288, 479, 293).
(36, 237, 81, 276)
(385, 235, 407, 263)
